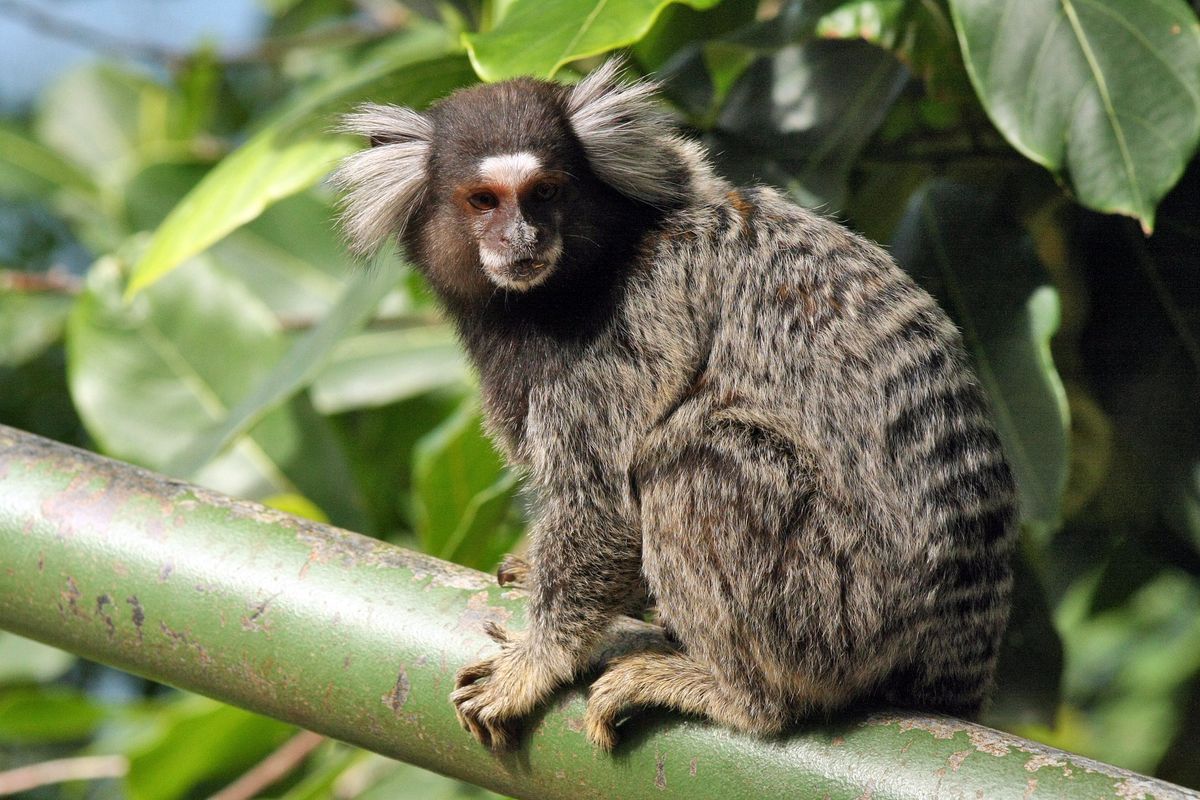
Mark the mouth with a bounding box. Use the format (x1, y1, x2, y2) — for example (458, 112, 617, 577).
(479, 239, 562, 291)
(509, 258, 549, 280)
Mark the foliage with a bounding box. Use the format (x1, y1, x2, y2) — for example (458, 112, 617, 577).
(1, 0, 1198, 796)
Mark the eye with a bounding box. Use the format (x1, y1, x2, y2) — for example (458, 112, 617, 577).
(468, 191, 499, 211)
(532, 182, 560, 202)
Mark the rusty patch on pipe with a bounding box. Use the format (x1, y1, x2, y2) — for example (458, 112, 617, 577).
(40, 473, 130, 541)
(654, 752, 666, 790)
(60, 576, 84, 618)
(159, 621, 212, 665)
(126, 595, 145, 641)
(96, 594, 116, 637)
(242, 593, 279, 633)
(384, 666, 411, 713)
(946, 749, 970, 771)
(870, 713, 1191, 798)
(458, 591, 513, 638)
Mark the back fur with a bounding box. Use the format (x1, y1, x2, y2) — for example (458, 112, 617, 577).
(333, 60, 1018, 751)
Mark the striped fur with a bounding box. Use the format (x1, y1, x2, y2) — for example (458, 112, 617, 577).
(334, 61, 1017, 751)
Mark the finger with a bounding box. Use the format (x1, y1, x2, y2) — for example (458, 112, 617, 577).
(464, 713, 489, 747)
(488, 718, 518, 752)
(482, 620, 509, 643)
(455, 661, 493, 688)
(451, 682, 484, 705)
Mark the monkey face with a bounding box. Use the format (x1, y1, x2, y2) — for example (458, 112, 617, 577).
(455, 152, 568, 291)
(335, 65, 686, 305)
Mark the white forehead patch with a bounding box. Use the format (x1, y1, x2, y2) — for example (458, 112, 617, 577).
(478, 152, 541, 187)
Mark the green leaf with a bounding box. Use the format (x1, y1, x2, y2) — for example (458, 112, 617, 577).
(311, 324, 469, 414)
(277, 745, 366, 800)
(34, 65, 186, 190)
(0, 634, 75, 685)
(710, 39, 908, 209)
(0, 289, 74, 367)
(208, 192, 361, 320)
(0, 688, 106, 743)
(125, 29, 476, 297)
(814, 0, 970, 98)
(125, 697, 293, 800)
(0, 123, 96, 200)
(463, 0, 723, 82)
(124, 131, 354, 298)
(1053, 570, 1200, 772)
(354, 755, 508, 800)
(441, 470, 522, 569)
(633, 0, 760, 71)
(948, 0, 1200, 232)
(411, 398, 520, 568)
(67, 254, 359, 521)
(891, 179, 1070, 534)
(163, 256, 406, 478)
(329, 391, 466, 538)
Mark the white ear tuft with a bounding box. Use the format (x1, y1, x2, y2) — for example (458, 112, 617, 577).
(565, 59, 687, 207)
(331, 104, 434, 255)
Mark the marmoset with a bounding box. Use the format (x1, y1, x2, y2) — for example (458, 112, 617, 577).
(333, 60, 1016, 751)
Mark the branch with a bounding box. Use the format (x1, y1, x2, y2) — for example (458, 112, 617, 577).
(0, 756, 128, 795)
(0, 269, 83, 295)
(208, 730, 326, 800)
(0, 425, 1192, 800)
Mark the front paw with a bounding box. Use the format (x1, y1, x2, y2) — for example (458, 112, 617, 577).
(452, 653, 521, 750)
(495, 554, 529, 588)
(451, 624, 549, 751)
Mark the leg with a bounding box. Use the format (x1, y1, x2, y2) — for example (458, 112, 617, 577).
(612, 411, 894, 747)
(453, 492, 643, 750)
(583, 650, 790, 750)
(496, 553, 652, 617)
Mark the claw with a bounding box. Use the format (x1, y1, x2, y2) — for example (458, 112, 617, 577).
(482, 620, 509, 643)
(455, 660, 494, 688)
(496, 554, 529, 588)
(584, 716, 618, 752)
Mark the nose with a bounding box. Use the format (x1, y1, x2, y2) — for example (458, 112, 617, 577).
(505, 218, 536, 249)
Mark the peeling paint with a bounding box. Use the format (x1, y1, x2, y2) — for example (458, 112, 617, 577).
(126, 595, 144, 640)
(1114, 777, 1183, 800)
(242, 592, 280, 633)
(96, 593, 115, 637)
(384, 666, 411, 713)
(948, 749, 971, 771)
(654, 752, 666, 790)
(458, 590, 514, 638)
(1026, 754, 1066, 773)
(61, 575, 83, 618)
(871, 713, 1196, 799)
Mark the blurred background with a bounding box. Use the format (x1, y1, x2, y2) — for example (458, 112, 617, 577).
(0, 0, 1198, 797)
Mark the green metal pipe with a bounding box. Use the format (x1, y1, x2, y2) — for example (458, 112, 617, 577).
(0, 424, 1195, 800)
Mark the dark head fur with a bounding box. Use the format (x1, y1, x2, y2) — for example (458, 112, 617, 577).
(332, 61, 695, 314)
